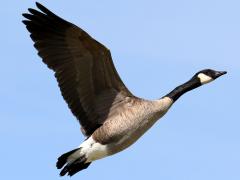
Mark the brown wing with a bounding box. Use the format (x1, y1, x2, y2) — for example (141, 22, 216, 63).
(22, 2, 133, 136)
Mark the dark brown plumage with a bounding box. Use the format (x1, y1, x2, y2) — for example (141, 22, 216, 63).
(22, 2, 133, 136)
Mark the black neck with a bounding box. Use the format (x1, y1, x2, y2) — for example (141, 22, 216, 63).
(165, 78, 201, 102)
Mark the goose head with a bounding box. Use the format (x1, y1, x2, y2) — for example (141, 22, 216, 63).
(195, 69, 227, 85)
(165, 69, 227, 102)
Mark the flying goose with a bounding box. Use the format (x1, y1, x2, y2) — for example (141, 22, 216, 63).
(22, 2, 227, 177)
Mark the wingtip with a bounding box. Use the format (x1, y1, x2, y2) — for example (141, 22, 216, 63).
(22, 13, 29, 18)
(56, 161, 62, 169)
(35, 1, 47, 12)
(28, 8, 34, 14)
(35, 2, 41, 7)
(22, 20, 29, 25)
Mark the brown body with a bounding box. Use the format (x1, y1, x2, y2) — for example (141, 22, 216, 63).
(92, 97, 173, 155)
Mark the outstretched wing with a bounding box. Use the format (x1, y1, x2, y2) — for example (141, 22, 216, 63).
(22, 2, 133, 136)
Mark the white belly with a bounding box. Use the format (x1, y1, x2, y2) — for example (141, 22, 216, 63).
(78, 136, 109, 163)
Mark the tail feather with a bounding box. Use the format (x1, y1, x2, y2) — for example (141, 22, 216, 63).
(60, 158, 91, 176)
(68, 162, 91, 176)
(56, 148, 80, 169)
(57, 148, 92, 176)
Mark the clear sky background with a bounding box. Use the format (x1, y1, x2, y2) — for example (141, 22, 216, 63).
(1, 0, 239, 179)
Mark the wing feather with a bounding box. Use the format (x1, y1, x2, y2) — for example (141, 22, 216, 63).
(23, 2, 133, 136)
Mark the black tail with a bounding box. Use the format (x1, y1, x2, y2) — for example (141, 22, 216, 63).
(56, 148, 80, 169)
(56, 148, 91, 177)
(60, 158, 91, 176)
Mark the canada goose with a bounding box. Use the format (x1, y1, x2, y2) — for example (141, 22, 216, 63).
(22, 2, 227, 177)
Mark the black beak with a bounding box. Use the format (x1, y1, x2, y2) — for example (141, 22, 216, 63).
(215, 71, 227, 78)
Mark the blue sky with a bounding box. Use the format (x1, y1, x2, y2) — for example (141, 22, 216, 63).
(1, 0, 239, 179)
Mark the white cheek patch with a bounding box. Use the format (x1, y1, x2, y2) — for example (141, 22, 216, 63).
(197, 73, 213, 84)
